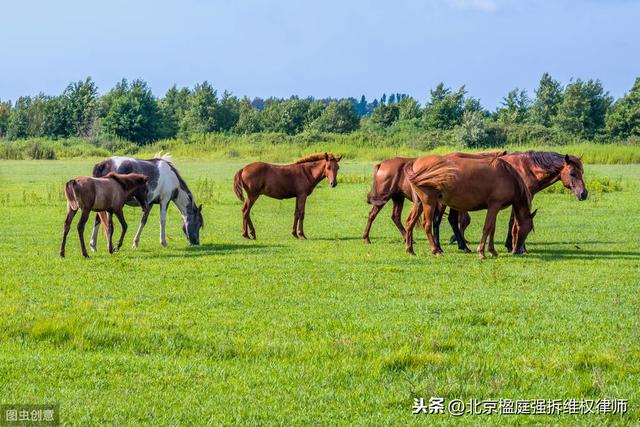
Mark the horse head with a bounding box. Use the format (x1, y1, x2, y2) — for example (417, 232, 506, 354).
(182, 202, 203, 245)
(323, 153, 342, 187)
(559, 154, 588, 201)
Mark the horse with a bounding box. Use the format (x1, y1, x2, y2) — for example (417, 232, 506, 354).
(362, 152, 504, 244)
(89, 153, 203, 250)
(447, 151, 587, 252)
(60, 173, 148, 258)
(405, 154, 536, 259)
(233, 152, 342, 239)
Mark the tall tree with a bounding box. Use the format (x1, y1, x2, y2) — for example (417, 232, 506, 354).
(554, 79, 612, 138)
(63, 77, 98, 137)
(101, 79, 161, 144)
(530, 73, 563, 127)
(605, 77, 640, 139)
(397, 96, 421, 120)
(180, 81, 219, 134)
(308, 100, 359, 133)
(158, 85, 191, 139)
(0, 99, 10, 138)
(423, 84, 466, 129)
(495, 89, 531, 124)
(370, 103, 400, 128)
(7, 96, 32, 140)
(234, 97, 263, 134)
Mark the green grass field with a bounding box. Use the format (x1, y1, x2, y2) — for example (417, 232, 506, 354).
(1, 159, 639, 425)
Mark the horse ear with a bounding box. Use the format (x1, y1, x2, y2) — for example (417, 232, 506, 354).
(565, 154, 570, 163)
(337, 155, 343, 162)
(324, 152, 329, 161)
(531, 208, 538, 218)
(198, 204, 203, 211)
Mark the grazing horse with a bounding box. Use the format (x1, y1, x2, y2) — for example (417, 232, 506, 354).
(90, 153, 203, 250)
(363, 152, 504, 244)
(233, 153, 342, 239)
(448, 151, 587, 252)
(405, 154, 536, 259)
(60, 173, 148, 258)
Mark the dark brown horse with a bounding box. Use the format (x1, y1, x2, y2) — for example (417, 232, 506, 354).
(363, 152, 504, 244)
(233, 153, 342, 239)
(448, 151, 587, 252)
(60, 173, 148, 258)
(405, 154, 536, 259)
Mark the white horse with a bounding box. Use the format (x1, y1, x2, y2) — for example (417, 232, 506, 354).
(89, 153, 203, 250)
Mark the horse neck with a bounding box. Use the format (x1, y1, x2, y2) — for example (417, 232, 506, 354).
(173, 187, 194, 218)
(301, 160, 326, 186)
(521, 156, 562, 193)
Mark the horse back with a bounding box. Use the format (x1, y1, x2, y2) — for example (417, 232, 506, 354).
(241, 161, 306, 199)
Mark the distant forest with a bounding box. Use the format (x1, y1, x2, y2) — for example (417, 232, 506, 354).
(1, 73, 639, 149)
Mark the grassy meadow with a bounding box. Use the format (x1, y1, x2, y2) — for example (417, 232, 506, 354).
(0, 157, 639, 425)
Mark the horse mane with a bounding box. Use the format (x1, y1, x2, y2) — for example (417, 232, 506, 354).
(154, 151, 174, 164)
(513, 150, 583, 172)
(495, 158, 533, 210)
(294, 153, 334, 164)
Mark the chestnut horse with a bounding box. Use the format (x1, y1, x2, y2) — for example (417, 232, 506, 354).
(233, 153, 342, 239)
(405, 155, 536, 259)
(363, 152, 504, 245)
(60, 173, 148, 258)
(448, 151, 587, 252)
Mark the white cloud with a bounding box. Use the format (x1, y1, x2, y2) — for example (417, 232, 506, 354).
(447, 0, 499, 13)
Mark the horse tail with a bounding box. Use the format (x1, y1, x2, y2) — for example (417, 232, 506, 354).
(366, 163, 387, 206)
(98, 211, 109, 235)
(64, 180, 79, 210)
(233, 169, 245, 201)
(406, 157, 457, 192)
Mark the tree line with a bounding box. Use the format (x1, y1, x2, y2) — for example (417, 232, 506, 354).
(0, 74, 639, 146)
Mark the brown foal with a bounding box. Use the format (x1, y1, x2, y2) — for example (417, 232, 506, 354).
(60, 172, 148, 258)
(233, 153, 342, 239)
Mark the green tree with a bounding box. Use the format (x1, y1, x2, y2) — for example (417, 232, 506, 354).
(180, 81, 220, 134)
(370, 103, 400, 128)
(308, 100, 359, 133)
(234, 97, 263, 134)
(101, 79, 161, 144)
(459, 111, 488, 148)
(63, 77, 98, 137)
(530, 73, 563, 127)
(217, 91, 241, 132)
(0, 99, 10, 138)
(495, 89, 530, 124)
(158, 85, 191, 139)
(554, 79, 612, 139)
(260, 98, 310, 135)
(7, 97, 32, 140)
(397, 97, 421, 120)
(42, 96, 69, 138)
(423, 83, 466, 129)
(605, 77, 640, 139)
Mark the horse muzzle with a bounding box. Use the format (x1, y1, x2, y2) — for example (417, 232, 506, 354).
(578, 189, 588, 201)
(330, 181, 337, 188)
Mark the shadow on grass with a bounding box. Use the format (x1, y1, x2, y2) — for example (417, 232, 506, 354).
(526, 247, 640, 261)
(150, 242, 285, 258)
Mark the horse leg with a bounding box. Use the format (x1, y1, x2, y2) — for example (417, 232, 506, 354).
(77, 209, 91, 258)
(297, 196, 307, 239)
(114, 209, 128, 250)
(107, 213, 115, 254)
(478, 206, 499, 260)
(245, 196, 258, 239)
(391, 197, 406, 242)
(459, 211, 471, 243)
(420, 195, 442, 256)
(133, 204, 151, 249)
(404, 202, 421, 256)
(504, 208, 515, 251)
(60, 208, 77, 257)
(291, 197, 300, 239)
(89, 213, 101, 252)
(432, 203, 446, 253)
(448, 209, 471, 253)
(159, 200, 170, 247)
(362, 204, 383, 244)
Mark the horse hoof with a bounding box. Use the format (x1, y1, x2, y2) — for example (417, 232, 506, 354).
(490, 251, 499, 258)
(59, 252, 65, 258)
(299, 234, 307, 240)
(161, 241, 168, 247)
(434, 251, 443, 257)
(90, 245, 97, 252)
(363, 238, 371, 244)
(449, 235, 457, 245)
(478, 253, 486, 260)
(406, 248, 416, 256)
(82, 253, 90, 258)
(132, 241, 139, 249)
(461, 248, 472, 254)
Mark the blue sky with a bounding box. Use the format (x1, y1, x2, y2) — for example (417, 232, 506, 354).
(1, 0, 638, 108)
